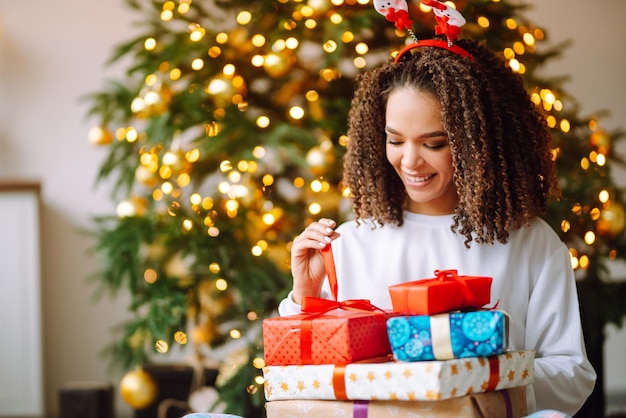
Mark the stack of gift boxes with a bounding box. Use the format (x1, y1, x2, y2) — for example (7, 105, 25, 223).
(262, 256, 534, 418)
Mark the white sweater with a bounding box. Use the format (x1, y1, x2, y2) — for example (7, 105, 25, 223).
(278, 212, 596, 415)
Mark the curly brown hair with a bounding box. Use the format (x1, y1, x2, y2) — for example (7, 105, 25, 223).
(343, 38, 559, 246)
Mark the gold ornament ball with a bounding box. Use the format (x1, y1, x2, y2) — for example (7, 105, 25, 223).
(119, 368, 158, 410)
(263, 52, 294, 78)
(597, 203, 626, 236)
(306, 145, 335, 176)
(589, 130, 612, 154)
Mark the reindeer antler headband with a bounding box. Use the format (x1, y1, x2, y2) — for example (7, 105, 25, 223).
(373, 0, 474, 62)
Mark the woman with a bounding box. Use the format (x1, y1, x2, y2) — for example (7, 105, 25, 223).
(279, 38, 596, 415)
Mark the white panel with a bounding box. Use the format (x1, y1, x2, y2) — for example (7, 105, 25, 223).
(0, 188, 43, 416)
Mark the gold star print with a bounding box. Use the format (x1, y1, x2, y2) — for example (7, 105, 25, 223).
(297, 381, 305, 391)
(450, 388, 458, 397)
(384, 370, 393, 379)
(426, 390, 440, 400)
(451, 364, 458, 375)
(508, 369, 516, 381)
(349, 373, 357, 383)
(464, 361, 473, 371)
(280, 382, 289, 392)
(367, 371, 376, 382)
(505, 352, 513, 359)
(313, 380, 321, 389)
(408, 392, 416, 400)
(390, 393, 398, 400)
(478, 358, 486, 367)
(523, 368, 529, 379)
(466, 386, 474, 395)
(403, 368, 412, 378)
(481, 380, 489, 391)
(266, 386, 273, 398)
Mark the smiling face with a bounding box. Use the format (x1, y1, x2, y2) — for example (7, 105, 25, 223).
(385, 87, 458, 215)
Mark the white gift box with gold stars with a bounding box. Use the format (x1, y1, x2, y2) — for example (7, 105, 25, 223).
(263, 350, 533, 402)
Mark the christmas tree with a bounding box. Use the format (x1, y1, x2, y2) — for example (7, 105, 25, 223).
(85, 0, 626, 416)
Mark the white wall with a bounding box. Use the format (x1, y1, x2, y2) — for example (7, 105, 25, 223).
(0, 1, 624, 417)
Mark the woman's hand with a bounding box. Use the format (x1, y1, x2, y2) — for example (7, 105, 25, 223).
(290, 218, 341, 304)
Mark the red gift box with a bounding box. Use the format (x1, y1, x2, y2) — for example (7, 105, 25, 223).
(262, 303, 392, 365)
(388, 270, 492, 315)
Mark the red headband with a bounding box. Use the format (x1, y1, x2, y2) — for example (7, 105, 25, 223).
(394, 39, 475, 63)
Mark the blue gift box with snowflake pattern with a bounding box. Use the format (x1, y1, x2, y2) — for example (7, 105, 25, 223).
(386, 310, 508, 361)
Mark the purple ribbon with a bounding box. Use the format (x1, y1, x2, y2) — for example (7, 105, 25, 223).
(353, 400, 369, 418)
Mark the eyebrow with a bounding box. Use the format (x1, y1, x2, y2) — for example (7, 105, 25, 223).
(385, 126, 448, 139)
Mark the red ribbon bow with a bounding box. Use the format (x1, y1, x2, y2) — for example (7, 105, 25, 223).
(433, 269, 478, 308)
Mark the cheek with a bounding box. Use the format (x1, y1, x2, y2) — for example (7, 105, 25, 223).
(385, 146, 400, 167)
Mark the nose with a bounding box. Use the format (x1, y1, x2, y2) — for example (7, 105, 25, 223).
(401, 143, 424, 170)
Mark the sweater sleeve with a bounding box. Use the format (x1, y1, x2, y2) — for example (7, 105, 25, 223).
(526, 245, 596, 415)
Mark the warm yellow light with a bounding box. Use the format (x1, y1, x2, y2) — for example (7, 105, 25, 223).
(177, 173, 190, 188)
(353, 57, 367, 69)
(216, 32, 229, 44)
(216, 278, 228, 291)
(580, 157, 590, 170)
(286, 37, 299, 49)
(323, 40, 338, 53)
(305, 90, 319, 101)
(236, 10, 252, 25)
(599, 190, 610, 203)
(189, 26, 206, 42)
(251, 245, 263, 256)
(155, 340, 169, 353)
(191, 58, 204, 70)
(144, 269, 158, 284)
(584, 231, 595, 245)
(228, 171, 241, 183)
(256, 115, 270, 128)
(477, 16, 490, 28)
(182, 219, 193, 231)
(579, 255, 589, 269)
(341, 31, 355, 43)
(590, 208, 601, 221)
(505, 18, 517, 30)
(161, 182, 174, 194)
(294, 177, 305, 188)
(262, 213, 276, 225)
(252, 358, 266, 369)
(144, 38, 157, 50)
(560, 119, 570, 133)
(230, 329, 242, 339)
(208, 46, 221, 58)
(311, 179, 323, 192)
(305, 19, 317, 29)
(329, 12, 343, 24)
(262, 174, 274, 186)
(523, 32, 535, 46)
(251, 34, 266, 47)
(289, 106, 305, 120)
(560, 220, 570, 233)
(509, 58, 520, 72)
(209, 262, 221, 274)
(225, 199, 239, 212)
(597, 154, 606, 166)
(355, 42, 369, 54)
(503, 48, 515, 60)
(309, 202, 322, 215)
(571, 255, 579, 270)
(174, 331, 187, 345)
(161, 10, 174, 21)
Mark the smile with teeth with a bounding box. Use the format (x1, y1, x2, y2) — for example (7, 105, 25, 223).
(404, 173, 436, 184)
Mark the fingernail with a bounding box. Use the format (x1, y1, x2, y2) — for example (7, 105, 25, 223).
(318, 241, 327, 247)
(325, 227, 333, 233)
(323, 236, 332, 243)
